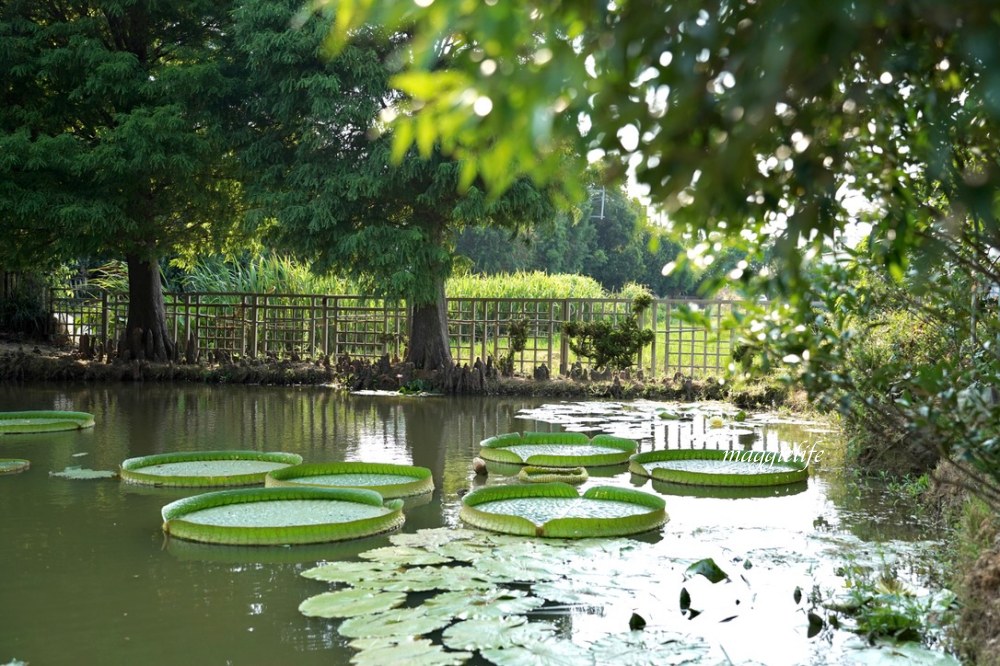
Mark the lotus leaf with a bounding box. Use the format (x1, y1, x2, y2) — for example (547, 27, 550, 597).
(299, 588, 407, 618)
(441, 616, 559, 651)
(480, 638, 597, 666)
(423, 589, 545, 621)
(338, 606, 455, 639)
(348, 638, 472, 666)
(0, 410, 95, 434)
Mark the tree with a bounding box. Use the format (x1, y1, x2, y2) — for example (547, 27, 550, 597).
(232, 1, 554, 370)
(0, 0, 243, 360)
(327, 0, 1000, 294)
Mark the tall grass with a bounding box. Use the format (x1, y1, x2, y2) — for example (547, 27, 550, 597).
(446, 272, 606, 299)
(179, 255, 356, 295)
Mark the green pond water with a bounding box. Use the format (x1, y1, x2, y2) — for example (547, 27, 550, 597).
(0, 385, 957, 665)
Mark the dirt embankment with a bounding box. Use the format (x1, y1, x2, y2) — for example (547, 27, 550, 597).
(0, 337, 792, 407)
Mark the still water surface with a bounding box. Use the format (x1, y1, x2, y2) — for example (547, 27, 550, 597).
(0, 384, 950, 665)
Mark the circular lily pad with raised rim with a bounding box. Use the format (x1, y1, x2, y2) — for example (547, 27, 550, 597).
(0, 458, 30, 474)
(161, 486, 405, 545)
(478, 432, 636, 467)
(629, 449, 809, 487)
(517, 465, 588, 485)
(460, 483, 667, 538)
(120, 450, 303, 487)
(0, 411, 95, 435)
(265, 461, 433, 498)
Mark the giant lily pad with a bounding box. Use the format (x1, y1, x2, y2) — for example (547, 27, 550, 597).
(0, 458, 30, 474)
(629, 449, 809, 487)
(121, 450, 303, 487)
(460, 483, 667, 538)
(517, 466, 588, 485)
(266, 461, 433, 498)
(478, 432, 636, 467)
(0, 410, 95, 434)
(161, 486, 404, 545)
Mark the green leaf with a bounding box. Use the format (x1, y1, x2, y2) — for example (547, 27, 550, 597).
(49, 466, 117, 479)
(338, 606, 454, 639)
(349, 638, 472, 666)
(358, 546, 453, 566)
(586, 630, 713, 666)
(301, 561, 399, 585)
(684, 558, 729, 584)
(480, 639, 597, 666)
(423, 589, 545, 621)
(298, 589, 407, 618)
(440, 616, 531, 651)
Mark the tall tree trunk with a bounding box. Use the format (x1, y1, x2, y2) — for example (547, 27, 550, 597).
(405, 275, 453, 370)
(122, 254, 175, 362)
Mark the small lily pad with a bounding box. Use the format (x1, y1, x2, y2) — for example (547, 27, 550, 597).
(441, 616, 559, 651)
(587, 630, 714, 665)
(389, 527, 480, 549)
(338, 606, 455, 639)
(349, 638, 472, 666)
(301, 561, 400, 584)
(685, 558, 729, 584)
(480, 637, 597, 666)
(49, 466, 117, 479)
(358, 546, 453, 566)
(424, 588, 545, 621)
(377, 566, 494, 593)
(0, 459, 30, 475)
(299, 588, 407, 618)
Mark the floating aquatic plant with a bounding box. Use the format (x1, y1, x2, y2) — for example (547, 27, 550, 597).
(516, 465, 588, 485)
(478, 432, 637, 467)
(49, 466, 116, 479)
(121, 450, 303, 487)
(161, 486, 404, 545)
(0, 458, 30, 474)
(630, 449, 808, 487)
(266, 461, 433, 498)
(460, 483, 667, 538)
(0, 410, 95, 434)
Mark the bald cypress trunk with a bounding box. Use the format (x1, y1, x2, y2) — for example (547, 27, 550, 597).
(405, 275, 452, 370)
(121, 255, 175, 362)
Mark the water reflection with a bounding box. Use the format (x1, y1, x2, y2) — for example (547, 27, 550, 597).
(0, 386, 950, 665)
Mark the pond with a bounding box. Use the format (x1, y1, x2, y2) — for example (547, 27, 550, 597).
(0, 384, 957, 665)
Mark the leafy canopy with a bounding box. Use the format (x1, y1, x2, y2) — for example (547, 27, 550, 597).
(325, 0, 1000, 295)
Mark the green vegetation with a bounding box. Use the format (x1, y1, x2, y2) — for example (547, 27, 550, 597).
(563, 293, 655, 371)
(0, 1, 247, 361)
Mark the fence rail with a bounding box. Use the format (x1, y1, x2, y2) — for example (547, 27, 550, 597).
(47, 289, 742, 378)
